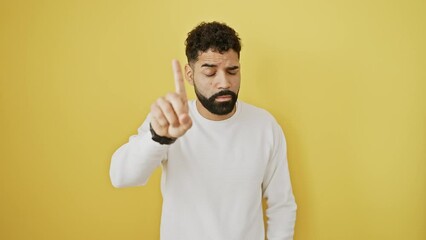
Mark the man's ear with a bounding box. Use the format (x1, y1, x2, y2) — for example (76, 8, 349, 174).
(185, 64, 194, 86)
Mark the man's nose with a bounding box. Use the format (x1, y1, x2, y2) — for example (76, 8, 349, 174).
(215, 71, 231, 89)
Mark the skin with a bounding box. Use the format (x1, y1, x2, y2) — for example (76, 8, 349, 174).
(150, 49, 241, 138)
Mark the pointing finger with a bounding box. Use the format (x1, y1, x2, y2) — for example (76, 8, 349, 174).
(172, 59, 187, 99)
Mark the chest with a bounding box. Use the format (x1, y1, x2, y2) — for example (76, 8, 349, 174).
(168, 123, 274, 185)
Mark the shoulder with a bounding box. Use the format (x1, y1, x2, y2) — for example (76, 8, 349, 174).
(239, 101, 285, 136)
(239, 101, 287, 147)
(238, 101, 278, 124)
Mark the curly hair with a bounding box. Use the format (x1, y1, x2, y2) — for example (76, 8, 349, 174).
(185, 22, 241, 63)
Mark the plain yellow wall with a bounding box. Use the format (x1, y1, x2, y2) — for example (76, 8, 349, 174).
(1, 0, 425, 239)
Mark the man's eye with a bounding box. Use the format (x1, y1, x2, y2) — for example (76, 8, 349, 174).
(205, 72, 216, 77)
(228, 71, 238, 75)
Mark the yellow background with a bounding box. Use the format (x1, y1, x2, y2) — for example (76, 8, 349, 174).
(1, 0, 425, 239)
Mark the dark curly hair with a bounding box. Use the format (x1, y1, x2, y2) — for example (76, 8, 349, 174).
(185, 22, 241, 64)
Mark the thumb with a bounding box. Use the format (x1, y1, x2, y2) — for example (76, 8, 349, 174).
(179, 113, 192, 128)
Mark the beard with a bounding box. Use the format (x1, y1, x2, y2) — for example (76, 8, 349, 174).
(194, 85, 239, 115)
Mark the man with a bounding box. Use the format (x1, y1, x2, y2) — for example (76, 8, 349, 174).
(110, 22, 297, 240)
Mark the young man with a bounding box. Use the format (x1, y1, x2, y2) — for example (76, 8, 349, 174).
(110, 22, 297, 240)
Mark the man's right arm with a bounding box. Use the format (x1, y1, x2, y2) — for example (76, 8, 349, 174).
(109, 115, 170, 188)
(110, 60, 192, 188)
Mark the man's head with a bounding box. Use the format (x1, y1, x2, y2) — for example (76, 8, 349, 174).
(184, 22, 242, 119)
(185, 22, 241, 64)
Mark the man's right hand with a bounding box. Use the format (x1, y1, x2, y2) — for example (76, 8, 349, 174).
(150, 60, 193, 139)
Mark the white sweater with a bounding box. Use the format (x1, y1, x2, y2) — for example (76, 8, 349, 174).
(110, 100, 297, 240)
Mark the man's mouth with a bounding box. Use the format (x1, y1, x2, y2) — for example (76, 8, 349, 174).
(215, 95, 232, 102)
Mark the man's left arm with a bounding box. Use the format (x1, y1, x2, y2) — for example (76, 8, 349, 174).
(262, 123, 297, 240)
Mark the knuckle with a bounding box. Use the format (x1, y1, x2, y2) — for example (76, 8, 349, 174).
(162, 103, 173, 113)
(169, 117, 178, 125)
(166, 92, 179, 101)
(158, 118, 169, 127)
(153, 113, 168, 126)
(151, 103, 159, 112)
(156, 97, 165, 105)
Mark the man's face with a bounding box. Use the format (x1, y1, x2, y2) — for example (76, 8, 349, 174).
(185, 49, 241, 116)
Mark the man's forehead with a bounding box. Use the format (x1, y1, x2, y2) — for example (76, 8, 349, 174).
(195, 49, 240, 66)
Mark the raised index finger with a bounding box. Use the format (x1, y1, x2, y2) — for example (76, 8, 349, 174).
(172, 59, 187, 98)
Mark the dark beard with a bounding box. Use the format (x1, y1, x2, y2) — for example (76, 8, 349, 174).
(195, 87, 238, 115)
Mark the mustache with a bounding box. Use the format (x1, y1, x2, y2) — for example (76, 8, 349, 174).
(208, 90, 238, 101)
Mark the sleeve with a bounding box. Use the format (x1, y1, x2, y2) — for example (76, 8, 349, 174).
(262, 122, 297, 240)
(109, 114, 170, 188)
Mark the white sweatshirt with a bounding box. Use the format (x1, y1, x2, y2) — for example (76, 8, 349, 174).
(110, 100, 297, 240)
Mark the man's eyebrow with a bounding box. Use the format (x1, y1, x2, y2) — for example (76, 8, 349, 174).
(227, 66, 239, 70)
(201, 63, 217, 68)
(200, 64, 240, 70)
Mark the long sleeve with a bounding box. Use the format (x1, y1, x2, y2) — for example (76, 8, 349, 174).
(110, 114, 169, 188)
(262, 123, 297, 240)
